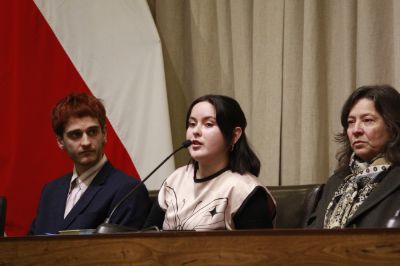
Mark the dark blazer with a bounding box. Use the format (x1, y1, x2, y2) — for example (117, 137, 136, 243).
(29, 162, 151, 235)
(308, 165, 400, 228)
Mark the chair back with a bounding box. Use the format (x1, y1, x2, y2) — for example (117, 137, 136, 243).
(0, 196, 6, 237)
(269, 184, 324, 228)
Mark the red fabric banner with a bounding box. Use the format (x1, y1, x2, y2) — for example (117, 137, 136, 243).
(0, 0, 138, 236)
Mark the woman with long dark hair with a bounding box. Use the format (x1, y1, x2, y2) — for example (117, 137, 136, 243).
(308, 85, 400, 228)
(145, 95, 276, 230)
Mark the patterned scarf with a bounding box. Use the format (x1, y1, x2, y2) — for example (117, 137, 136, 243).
(324, 153, 391, 229)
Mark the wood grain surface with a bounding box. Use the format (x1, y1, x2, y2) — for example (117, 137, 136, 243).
(0, 229, 399, 265)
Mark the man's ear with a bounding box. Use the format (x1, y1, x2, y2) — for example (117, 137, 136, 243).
(232, 127, 243, 145)
(56, 136, 65, 150)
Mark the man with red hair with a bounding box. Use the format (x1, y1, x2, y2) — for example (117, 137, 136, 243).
(29, 92, 151, 235)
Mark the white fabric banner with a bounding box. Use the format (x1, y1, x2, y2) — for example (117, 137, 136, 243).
(34, 0, 174, 190)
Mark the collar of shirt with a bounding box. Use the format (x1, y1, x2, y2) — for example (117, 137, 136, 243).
(68, 155, 108, 193)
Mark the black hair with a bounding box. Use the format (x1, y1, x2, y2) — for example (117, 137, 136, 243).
(186, 94, 261, 176)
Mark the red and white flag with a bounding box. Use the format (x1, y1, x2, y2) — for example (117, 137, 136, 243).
(0, 0, 173, 236)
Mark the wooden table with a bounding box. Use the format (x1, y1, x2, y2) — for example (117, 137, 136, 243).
(0, 229, 399, 265)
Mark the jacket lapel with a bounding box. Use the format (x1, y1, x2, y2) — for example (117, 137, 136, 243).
(61, 162, 114, 230)
(53, 174, 72, 228)
(346, 166, 400, 225)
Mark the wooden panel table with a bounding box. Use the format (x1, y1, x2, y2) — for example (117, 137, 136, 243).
(0, 229, 399, 265)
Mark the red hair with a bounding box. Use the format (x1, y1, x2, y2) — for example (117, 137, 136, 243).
(51, 92, 106, 137)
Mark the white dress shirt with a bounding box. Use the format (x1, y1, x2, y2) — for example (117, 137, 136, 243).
(64, 155, 107, 218)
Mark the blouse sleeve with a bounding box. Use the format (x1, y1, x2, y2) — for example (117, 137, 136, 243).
(142, 199, 166, 230)
(233, 186, 274, 229)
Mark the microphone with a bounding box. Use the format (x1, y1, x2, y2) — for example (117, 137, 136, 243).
(386, 209, 400, 228)
(95, 140, 192, 234)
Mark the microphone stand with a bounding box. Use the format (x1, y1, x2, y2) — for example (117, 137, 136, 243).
(95, 140, 191, 234)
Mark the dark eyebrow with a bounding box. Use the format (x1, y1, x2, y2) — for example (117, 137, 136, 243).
(360, 113, 376, 118)
(87, 125, 100, 130)
(348, 113, 376, 119)
(188, 116, 216, 122)
(65, 129, 82, 134)
(65, 125, 100, 134)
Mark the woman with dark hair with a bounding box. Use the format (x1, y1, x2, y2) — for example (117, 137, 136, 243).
(145, 95, 276, 230)
(308, 85, 400, 228)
